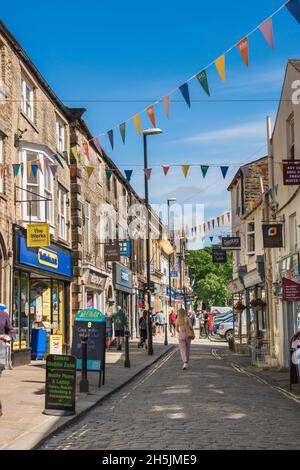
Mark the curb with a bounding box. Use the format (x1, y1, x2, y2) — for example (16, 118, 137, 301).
(33, 345, 176, 450)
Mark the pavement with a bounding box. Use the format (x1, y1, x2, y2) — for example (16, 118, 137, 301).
(0, 339, 174, 450)
(40, 339, 300, 451)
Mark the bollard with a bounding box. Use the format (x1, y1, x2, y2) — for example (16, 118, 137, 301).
(79, 335, 89, 393)
(124, 330, 130, 368)
(164, 321, 168, 346)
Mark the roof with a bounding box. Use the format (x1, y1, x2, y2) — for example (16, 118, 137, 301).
(289, 59, 300, 74)
(227, 155, 268, 191)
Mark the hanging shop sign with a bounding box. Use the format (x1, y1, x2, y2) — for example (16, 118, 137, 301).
(72, 309, 106, 372)
(262, 224, 283, 248)
(283, 160, 300, 186)
(17, 232, 72, 278)
(27, 223, 50, 248)
(212, 249, 227, 264)
(44, 354, 76, 416)
(243, 269, 264, 289)
(222, 237, 241, 251)
(171, 271, 179, 278)
(118, 240, 131, 257)
(104, 244, 120, 262)
(113, 262, 133, 294)
(282, 277, 300, 302)
(84, 269, 107, 291)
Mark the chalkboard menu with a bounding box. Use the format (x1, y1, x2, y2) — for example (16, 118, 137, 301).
(44, 355, 76, 416)
(72, 309, 106, 372)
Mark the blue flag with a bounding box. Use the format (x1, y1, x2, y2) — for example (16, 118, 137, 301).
(220, 166, 229, 179)
(32, 164, 38, 177)
(286, 0, 300, 23)
(125, 170, 133, 182)
(108, 130, 114, 150)
(179, 83, 191, 108)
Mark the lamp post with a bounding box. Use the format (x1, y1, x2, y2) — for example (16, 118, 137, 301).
(166, 198, 176, 346)
(143, 128, 163, 356)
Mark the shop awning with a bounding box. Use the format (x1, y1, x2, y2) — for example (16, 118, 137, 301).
(159, 239, 174, 256)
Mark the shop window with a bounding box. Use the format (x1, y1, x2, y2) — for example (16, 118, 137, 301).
(58, 185, 68, 241)
(12, 272, 30, 351)
(0, 134, 3, 193)
(246, 221, 255, 255)
(21, 75, 34, 122)
(287, 114, 295, 160)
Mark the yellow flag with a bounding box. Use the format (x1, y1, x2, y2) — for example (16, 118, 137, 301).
(133, 114, 142, 136)
(181, 165, 190, 178)
(27, 161, 32, 177)
(71, 146, 79, 163)
(85, 166, 95, 178)
(215, 55, 226, 81)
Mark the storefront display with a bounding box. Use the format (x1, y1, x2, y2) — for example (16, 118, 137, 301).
(83, 268, 107, 312)
(113, 262, 133, 315)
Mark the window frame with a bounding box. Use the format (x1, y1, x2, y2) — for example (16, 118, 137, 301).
(56, 117, 65, 153)
(246, 221, 256, 256)
(84, 201, 91, 253)
(21, 75, 34, 122)
(58, 184, 68, 241)
(287, 114, 295, 160)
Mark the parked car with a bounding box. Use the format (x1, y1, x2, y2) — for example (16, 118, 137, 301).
(218, 320, 234, 342)
(212, 310, 233, 334)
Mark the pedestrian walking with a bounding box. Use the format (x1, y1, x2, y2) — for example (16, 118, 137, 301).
(105, 312, 113, 349)
(155, 311, 164, 336)
(0, 304, 15, 417)
(203, 310, 209, 338)
(190, 311, 197, 328)
(112, 306, 127, 351)
(176, 308, 195, 370)
(138, 311, 148, 349)
(169, 310, 177, 337)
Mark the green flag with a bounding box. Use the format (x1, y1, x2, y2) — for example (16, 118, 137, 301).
(197, 70, 210, 96)
(201, 165, 209, 178)
(12, 164, 21, 177)
(119, 123, 126, 144)
(106, 169, 113, 180)
(62, 150, 69, 166)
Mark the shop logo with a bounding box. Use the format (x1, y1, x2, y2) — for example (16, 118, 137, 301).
(120, 269, 129, 284)
(38, 248, 59, 269)
(268, 226, 278, 237)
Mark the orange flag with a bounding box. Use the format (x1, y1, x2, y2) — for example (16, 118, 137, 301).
(27, 161, 32, 177)
(162, 165, 170, 176)
(181, 165, 190, 178)
(37, 160, 43, 174)
(83, 142, 90, 160)
(215, 55, 226, 81)
(163, 96, 170, 119)
(146, 106, 156, 128)
(237, 37, 249, 67)
(133, 114, 142, 136)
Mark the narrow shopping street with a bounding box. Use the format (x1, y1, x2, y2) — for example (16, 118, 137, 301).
(40, 342, 300, 451)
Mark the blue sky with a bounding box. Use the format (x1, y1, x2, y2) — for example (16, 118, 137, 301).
(2, 0, 300, 247)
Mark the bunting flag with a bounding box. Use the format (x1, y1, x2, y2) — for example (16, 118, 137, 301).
(221, 215, 225, 225)
(144, 168, 152, 180)
(196, 70, 210, 96)
(119, 123, 126, 144)
(227, 212, 231, 223)
(237, 37, 249, 67)
(260, 18, 274, 48)
(70, 164, 77, 178)
(274, 184, 279, 195)
(44, 156, 50, 173)
(83, 143, 90, 160)
(146, 106, 156, 128)
(179, 83, 191, 108)
(286, 0, 300, 24)
(93, 137, 103, 156)
(162, 165, 170, 176)
(203, 223, 206, 233)
(108, 130, 114, 150)
(5, 164, 10, 176)
(212, 219, 215, 229)
(37, 160, 43, 174)
(210, 237, 214, 243)
(221, 166, 229, 179)
(163, 96, 170, 119)
(106, 169, 113, 180)
(237, 207, 241, 217)
(62, 150, 69, 166)
(249, 201, 255, 210)
(181, 165, 190, 178)
(20, 163, 24, 177)
(50, 165, 57, 178)
(259, 163, 268, 176)
(125, 170, 133, 182)
(208, 221, 211, 231)
(27, 161, 32, 178)
(215, 55, 226, 81)
(85, 166, 95, 178)
(0, 164, 3, 177)
(217, 217, 220, 227)
(133, 114, 142, 136)
(241, 164, 250, 178)
(268, 188, 273, 200)
(201, 165, 209, 178)
(54, 154, 64, 169)
(71, 146, 79, 164)
(31, 164, 38, 177)
(12, 164, 21, 177)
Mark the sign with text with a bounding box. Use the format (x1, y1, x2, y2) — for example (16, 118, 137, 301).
(44, 355, 76, 416)
(212, 249, 227, 264)
(104, 244, 120, 262)
(49, 335, 63, 355)
(282, 277, 300, 302)
(283, 160, 300, 186)
(222, 237, 241, 251)
(27, 223, 50, 248)
(262, 224, 283, 248)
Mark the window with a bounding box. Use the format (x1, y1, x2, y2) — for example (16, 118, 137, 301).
(287, 114, 295, 160)
(113, 177, 118, 199)
(21, 75, 34, 121)
(58, 185, 68, 240)
(289, 213, 298, 253)
(56, 117, 65, 152)
(84, 202, 91, 252)
(236, 183, 241, 214)
(106, 170, 111, 191)
(21, 149, 54, 224)
(0, 135, 3, 193)
(246, 221, 255, 255)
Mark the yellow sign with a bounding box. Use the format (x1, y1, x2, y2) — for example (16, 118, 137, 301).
(27, 224, 50, 248)
(49, 335, 63, 355)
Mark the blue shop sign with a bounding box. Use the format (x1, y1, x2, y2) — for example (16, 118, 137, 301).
(119, 241, 130, 257)
(113, 262, 133, 294)
(18, 233, 72, 278)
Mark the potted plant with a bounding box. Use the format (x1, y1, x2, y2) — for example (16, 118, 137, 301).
(233, 301, 246, 314)
(250, 298, 266, 312)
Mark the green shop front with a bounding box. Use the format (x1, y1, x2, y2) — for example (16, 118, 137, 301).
(12, 228, 72, 365)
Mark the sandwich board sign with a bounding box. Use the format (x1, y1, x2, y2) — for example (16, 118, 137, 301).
(44, 354, 76, 416)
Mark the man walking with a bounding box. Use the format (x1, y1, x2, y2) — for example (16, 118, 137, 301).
(112, 306, 127, 351)
(0, 304, 15, 417)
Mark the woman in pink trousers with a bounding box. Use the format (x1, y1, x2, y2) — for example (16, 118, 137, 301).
(176, 308, 195, 370)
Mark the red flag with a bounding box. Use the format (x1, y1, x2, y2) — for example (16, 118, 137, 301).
(147, 106, 156, 128)
(162, 165, 170, 176)
(163, 96, 170, 119)
(83, 142, 90, 160)
(237, 37, 249, 67)
(260, 18, 274, 48)
(70, 164, 77, 178)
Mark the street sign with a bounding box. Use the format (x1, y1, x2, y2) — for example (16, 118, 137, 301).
(44, 354, 76, 416)
(283, 160, 300, 186)
(212, 249, 227, 264)
(72, 309, 106, 372)
(282, 277, 300, 302)
(27, 223, 50, 248)
(104, 243, 120, 262)
(118, 240, 130, 257)
(222, 237, 241, 251)
(171, 271, 179, 278)
(262, 224, 283, 248)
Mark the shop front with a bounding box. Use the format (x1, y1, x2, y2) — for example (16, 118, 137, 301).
(83, 266, 107, 312)
(112, 262, 133, 322)
(13, 228, 72, 365)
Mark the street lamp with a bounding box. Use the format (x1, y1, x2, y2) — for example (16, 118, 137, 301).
(143, 128, 163, 356)
(166, 198, 176, 346)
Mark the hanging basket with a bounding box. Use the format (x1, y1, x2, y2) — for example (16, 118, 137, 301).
(233, 302, 246, 314)
(250, 299, 266, 312)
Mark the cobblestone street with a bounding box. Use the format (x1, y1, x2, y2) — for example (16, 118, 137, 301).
(40, 343, 300, 450)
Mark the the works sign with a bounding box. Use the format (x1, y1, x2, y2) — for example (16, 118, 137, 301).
(222, 237, 241, 251)
(262, 224, 283, 248)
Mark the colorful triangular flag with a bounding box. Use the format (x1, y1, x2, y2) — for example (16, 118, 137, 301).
(44, 156, 50, 173)
(215, 55, 226, 81)
(12, 164, 21, 177)
(144, 168, 152, 181)
(146, 106, 156, 128)
(82, 143, 90, 161)
(93, 137, 103, 156)
(181, 165, 190, 178)
(133, 114, 142, 136)
(27, 161, 32, 178)
(108, 130, 114, 150)
(5, 164, 10, 177)
(241, 164, 250, 178)
(259, 18, 274, 48)
(125, 170, 133, 182)
(62, 150, 69, 166)
(209, 237, 214, 243)
(196, 70, 210, 96)
(106, 169, 113, 180)
(50, 164, 57, 178)
(201, 165, 209, 178)
(71, 146, 79, 164)
(119, 123, 126, 144)
(286, 0, 300, 24)
(54, 154, 64, 169)
(163, 96, 170, 119)
(85, 166, 95, 178)
(37, 160, 43, 174)
(70, 164, 77, 178)
(237, 37, 249, 67)
(179, 83, 191, 108)
(221, 166, 229, 179)
(162, 165, 170, 176)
